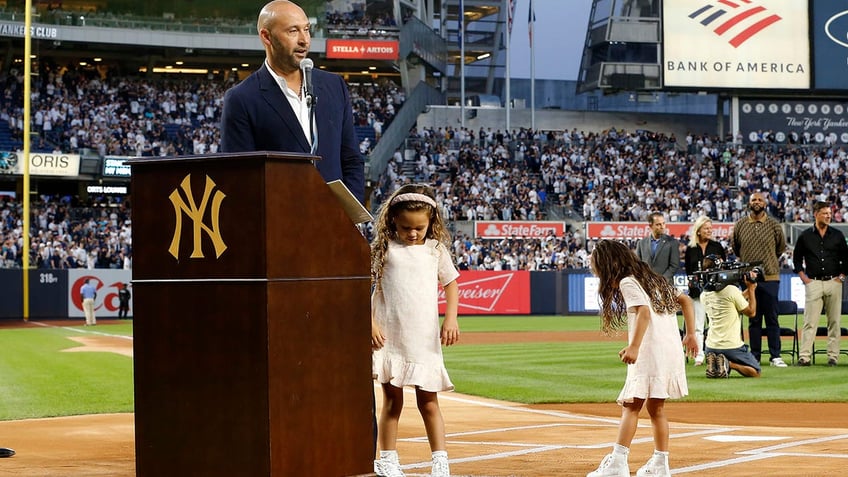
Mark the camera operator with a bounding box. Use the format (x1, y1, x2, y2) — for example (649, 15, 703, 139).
(793, 201, 848, 367)
(732, 192, 788, 367)
(700, 258, 762, 378)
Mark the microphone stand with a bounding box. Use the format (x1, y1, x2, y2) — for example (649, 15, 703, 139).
(307, 93, 318, 155)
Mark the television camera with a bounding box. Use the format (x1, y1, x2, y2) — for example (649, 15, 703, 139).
(688, 256, 764, 293)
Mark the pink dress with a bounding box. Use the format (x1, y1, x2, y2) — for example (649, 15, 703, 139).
(372, 239, 459, 392)
(616, 276, 688, 404)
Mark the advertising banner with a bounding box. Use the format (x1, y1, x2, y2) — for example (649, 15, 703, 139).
(0, 151, 80, 176)
(326, 39, 399, 60)
(813, 1, 848, 90)
(474, 221, 565, 239)
(585, 222, 734, 240)
(663, 0, 810, 89)
(438, 270, 531, 315)
(67, 269, 133, 318)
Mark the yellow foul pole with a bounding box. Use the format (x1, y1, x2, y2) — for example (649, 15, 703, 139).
(22, 0, 32, 321)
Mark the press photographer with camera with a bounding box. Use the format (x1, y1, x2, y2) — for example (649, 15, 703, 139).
(792, 201, 848, 367)
(732, 192, 788, 367)
(698, 256, 762, 378)
(684, 217, 727, 366)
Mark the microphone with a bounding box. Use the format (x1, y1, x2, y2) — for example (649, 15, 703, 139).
(299, 58, 315, 107)
(299, 58, 318, 154)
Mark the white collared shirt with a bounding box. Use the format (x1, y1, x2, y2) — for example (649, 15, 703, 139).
(265, 60, 312, 149)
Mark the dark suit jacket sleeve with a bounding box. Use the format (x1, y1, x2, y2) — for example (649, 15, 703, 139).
(635, 238, 647, 262)
(662, 238, 680, 282)
(333, 74, 365, 203)
(220, 83, 255, 152)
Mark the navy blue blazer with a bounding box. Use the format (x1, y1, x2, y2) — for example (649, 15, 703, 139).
(220, 64, 365, 202)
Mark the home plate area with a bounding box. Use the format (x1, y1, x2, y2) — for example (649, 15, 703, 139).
(381, 387, 848, 476)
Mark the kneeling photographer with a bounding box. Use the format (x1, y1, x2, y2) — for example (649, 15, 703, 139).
(694, 256, 762, 378)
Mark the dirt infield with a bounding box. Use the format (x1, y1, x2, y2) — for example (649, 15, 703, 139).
(0, 324, 846, 476)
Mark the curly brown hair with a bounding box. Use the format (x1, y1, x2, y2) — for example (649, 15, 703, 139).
(591, 239, 680, 334)
(370, 183, 451, 289)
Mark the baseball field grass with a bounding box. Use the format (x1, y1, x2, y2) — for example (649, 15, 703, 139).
(445, 314, 848, 403)
(0, 315, 844, 422)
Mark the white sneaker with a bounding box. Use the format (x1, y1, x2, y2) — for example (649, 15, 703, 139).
(636, 456, 670, 477)
(770, 357, 788, 368)
(587, 453, 630, 477)
(431, 453, 450, 477)
(374, 459, 405, 477)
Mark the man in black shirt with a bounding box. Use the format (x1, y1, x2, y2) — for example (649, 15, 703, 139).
(793, 201, 848, 366)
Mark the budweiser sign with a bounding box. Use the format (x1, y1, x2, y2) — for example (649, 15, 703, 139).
(585, 222, 735, 240)
(475, 221, 565, 239)
(325, 39, 399, 60)
(438, 271, 530, 315)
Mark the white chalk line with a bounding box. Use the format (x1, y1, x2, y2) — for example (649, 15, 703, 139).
(29, 320, 133, 340)
(381, 385, 848, 475)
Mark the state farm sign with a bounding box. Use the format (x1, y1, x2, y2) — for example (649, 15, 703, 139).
(326, 39, 399, 60)
(438, 271, 530, 315)
(475, 221, 565, 239)
(585, 222, 734, 240)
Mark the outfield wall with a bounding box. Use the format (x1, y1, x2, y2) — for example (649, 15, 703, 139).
(0, 269, 133, 320)
(440, 270, 807, 315)
(0, 269, 809, 319)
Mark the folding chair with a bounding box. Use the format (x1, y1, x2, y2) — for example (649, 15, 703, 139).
(811, 301, 848, 364)
(774, 300, 799, 365)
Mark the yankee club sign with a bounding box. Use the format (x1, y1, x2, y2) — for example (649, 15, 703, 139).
(474, 221, 565, 239)
(586, 222, 735, 240)
(326, 39, 399, 60)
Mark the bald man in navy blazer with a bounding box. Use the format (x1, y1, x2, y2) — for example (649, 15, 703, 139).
(221, 0, 364, 202)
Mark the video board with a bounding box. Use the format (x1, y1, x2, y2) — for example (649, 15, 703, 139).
(813, 0, 848, 90)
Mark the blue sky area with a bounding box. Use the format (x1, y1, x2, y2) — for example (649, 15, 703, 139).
(506, 0, 592, 80)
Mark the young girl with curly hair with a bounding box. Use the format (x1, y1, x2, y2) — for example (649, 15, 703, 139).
(586, 239, 698, 477)
(370, 183, 459, 477)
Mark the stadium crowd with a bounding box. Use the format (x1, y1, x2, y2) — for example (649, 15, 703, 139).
(2, 60, 848, 271)
(374, 124, 848, 271)
(0, 66, 402, 159)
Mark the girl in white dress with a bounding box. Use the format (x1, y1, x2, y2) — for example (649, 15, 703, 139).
(587, 239, 698, 477)
(371, 184, 460, 477)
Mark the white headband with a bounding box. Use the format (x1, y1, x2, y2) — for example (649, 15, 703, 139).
(390, 193, 437, 208)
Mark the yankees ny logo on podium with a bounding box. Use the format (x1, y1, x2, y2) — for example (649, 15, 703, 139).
(168, 174, 227, 260)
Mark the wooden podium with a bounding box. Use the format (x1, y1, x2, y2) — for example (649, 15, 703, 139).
(129, 152, 374, 476)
